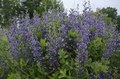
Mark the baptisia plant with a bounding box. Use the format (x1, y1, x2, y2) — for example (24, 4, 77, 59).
(2, 7, 119, 79)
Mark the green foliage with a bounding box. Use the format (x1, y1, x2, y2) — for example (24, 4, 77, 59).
(0, 0, 64, 28)
(88, 37, 106, 61)
(104, 16, 113, 27)
(99, 7, 117, 20)
(0, 0, 21, 28)
(117, 15, 120, 31)
(97, 7, 120, 31)
(40, 38, 47, 51)
(8, 73, 21, 79)
(7, 58, 49, 79)
(85, 37, 111, 78)
(36, 0, 64, 16)
(68, 30, 78, 38)
(110, 51, 120, 74)
(91, 61, 108, 78)
(0, 35, 11, 78)
(50, 49, 77, 79)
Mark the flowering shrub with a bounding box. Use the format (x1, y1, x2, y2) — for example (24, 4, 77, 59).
(0, 7, 120, 79)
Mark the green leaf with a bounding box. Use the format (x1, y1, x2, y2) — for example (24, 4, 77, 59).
(8, 73, 21, 79)
(14, 61, 19, 67)
(20, 59, 24, 66)
(58, 49, 65, 58)
(40, 38, 47, 47)
(91, 61, 108, 74)
(68, 30, 78, 38)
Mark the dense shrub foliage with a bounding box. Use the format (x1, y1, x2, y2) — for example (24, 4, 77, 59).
(0, 8, 120, 79)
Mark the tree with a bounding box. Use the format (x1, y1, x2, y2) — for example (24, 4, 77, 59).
(0, 0, 64, 28)
(98, 7, 120, 32)
(116, 15, 120, 31)
(99, 7, 117, 21)
(0, 0, 21, 28)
